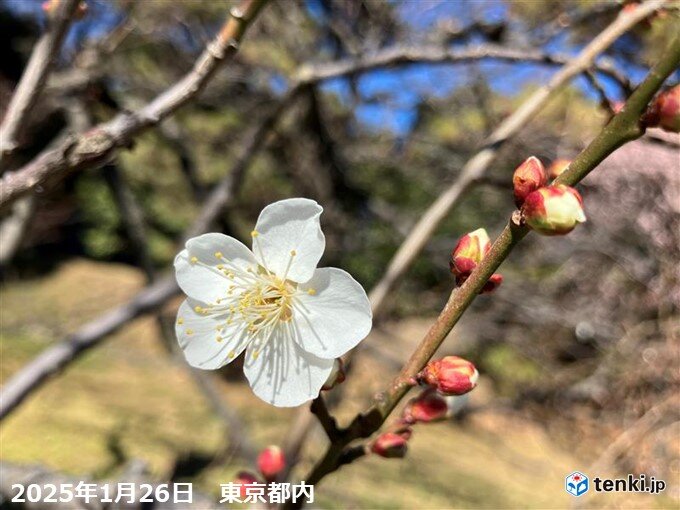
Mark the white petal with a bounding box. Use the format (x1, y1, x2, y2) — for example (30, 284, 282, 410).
(175, 299, 250, 369)
(174, 233, 257, 304)
(243, 324, 334, 407)
(292, 267, 372, 359)
(253, 198, 325, 283)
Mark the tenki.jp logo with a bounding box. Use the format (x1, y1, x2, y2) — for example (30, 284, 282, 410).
(565, 472, 589, 497)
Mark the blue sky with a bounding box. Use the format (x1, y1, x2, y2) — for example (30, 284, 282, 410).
(4, 0, 671, 137)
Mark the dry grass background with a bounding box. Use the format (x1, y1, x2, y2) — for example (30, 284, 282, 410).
(1, 259, 676, 509)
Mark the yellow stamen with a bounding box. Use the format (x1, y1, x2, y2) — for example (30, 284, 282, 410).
(251, 230, 259, 237)
(177, 318, 184, 325)
(190, 256, 198, 264)
(214, 251, 223, 259)
(307, 288, 316, 295)
(185, 329, 194, 335)
(216, 336, 223, 343)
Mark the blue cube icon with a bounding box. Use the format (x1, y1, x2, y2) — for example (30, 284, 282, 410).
(565, 472, 589, 497)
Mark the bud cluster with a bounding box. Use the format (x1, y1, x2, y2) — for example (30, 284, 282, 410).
(370, 356, 479, 460)
(511, 156, 587, 236)
(449, 228, 503, 294)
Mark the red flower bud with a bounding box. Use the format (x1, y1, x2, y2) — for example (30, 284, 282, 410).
(403, 388, 449, 423)
(482, 273, 503, 294)
(321, 358, 346, 391)
(654, 86, 680, 133)
(371, 432, 408, 458)
(42, 0, 88, 19)
(512, 156, 547, 207)
(233, 471, 259, 499)
(257, 445, 286, 481)
(547, 159, 571, 180)
(455, 272, 502, 294)
(449, 228, 490, 277)
(419, 356, 479, 396)
(522, 184, 586, 236)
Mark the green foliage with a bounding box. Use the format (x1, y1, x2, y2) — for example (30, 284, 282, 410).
(483, 344, 542, 395)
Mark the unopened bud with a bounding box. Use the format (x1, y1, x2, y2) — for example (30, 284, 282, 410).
(371, 432, 408, 458)
(512, 156, 547, 207)
(42, 0, 88, 19)
(321, 358, 346, 391)
(547, 159, 571, 180)
(419, 356, 479, 396)
(233, 471, 259, 499)
(449, 228, 490, 277)
(403, 388, 449, 423)
(455, 272, 502, 294)
(481, 273, 503, 294)
(257, 445, 286, 481)
(653, 86, 680, 133)
(522, 184, 586, 236)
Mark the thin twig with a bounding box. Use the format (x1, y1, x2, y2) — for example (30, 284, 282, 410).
(0, 0, 80, 160)
(0, 0, 270, 211)
(295, 43, 629, 91)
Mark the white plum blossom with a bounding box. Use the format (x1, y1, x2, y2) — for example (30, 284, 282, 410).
(174, 198, 372, 406)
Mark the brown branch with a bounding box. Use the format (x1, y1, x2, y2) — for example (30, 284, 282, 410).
(1, 27, 634, 212)
(295, 43, 629, 92)
(0, 0, 270, 211)
(0, 0, 80, 160)
(288, 29, 680, 498)
(310, 396, 341, 441)
(278, 0, 668, 476)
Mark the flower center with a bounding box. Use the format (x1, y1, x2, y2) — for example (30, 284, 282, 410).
(237, 273, 296, 335)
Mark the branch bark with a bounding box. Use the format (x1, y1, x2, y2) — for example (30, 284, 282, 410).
(288, 30, 680, 497)
(0, 0, 269, 211)
(0, 0, 80, 160)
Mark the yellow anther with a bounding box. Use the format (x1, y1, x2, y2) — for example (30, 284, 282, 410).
(228, 350, 236, 359)
(214, 251, 223, 259)
(290, 249, 297, 256)
(307, 288, 317, 295)
(251, 230, 259, 237)
(216, 336, 223, 343)
(190, 256, 198, 264)
(217, 264, 224, 270)
(194, 305, 202, 313)
(177, 318, 184, 325)
(252, 350, 260, 360)
(185, 329, 194, 335)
